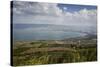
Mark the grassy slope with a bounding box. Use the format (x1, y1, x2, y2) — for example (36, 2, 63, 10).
(13, 39, 97, 66)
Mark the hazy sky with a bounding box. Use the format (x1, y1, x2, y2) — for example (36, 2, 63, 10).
(12, 1, 97, 27)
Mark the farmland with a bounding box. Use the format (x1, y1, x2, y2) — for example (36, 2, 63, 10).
(12, 37, 97, 66)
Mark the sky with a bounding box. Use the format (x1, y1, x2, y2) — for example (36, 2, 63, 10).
(12, 1, 97, 27)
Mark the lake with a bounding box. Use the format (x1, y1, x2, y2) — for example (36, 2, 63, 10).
(13, 24, 87, 41)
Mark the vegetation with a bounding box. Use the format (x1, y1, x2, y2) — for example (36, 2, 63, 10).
(13, 38, 97, 66)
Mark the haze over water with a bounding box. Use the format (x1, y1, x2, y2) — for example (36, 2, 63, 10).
(13, 24, 94, 41)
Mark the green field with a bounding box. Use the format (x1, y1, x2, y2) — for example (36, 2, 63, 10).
(12, 38, 97, 66)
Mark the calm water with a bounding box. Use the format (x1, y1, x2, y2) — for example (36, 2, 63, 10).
(13, 24, 86, 41)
